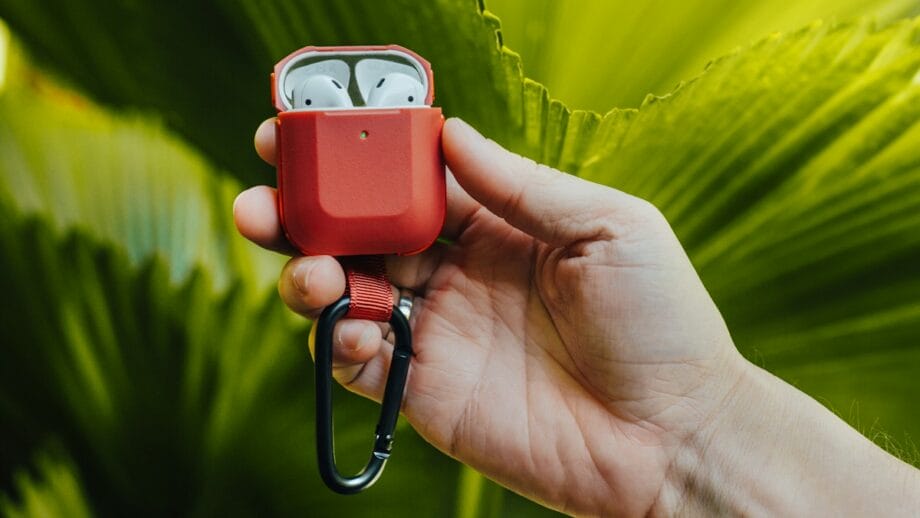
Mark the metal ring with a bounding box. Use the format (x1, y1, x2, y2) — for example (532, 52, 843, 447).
(397, 288, 415, 321)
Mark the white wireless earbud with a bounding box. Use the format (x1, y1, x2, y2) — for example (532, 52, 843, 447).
(294, 75, 353, 109)
(366, 73, 426, 107)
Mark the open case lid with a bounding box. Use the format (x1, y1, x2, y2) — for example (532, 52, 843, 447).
(272, 45, 435, 112)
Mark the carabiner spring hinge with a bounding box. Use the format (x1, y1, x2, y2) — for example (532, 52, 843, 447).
(373, 432, 393, 459)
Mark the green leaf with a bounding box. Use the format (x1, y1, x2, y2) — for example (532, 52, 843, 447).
(0, 20, 8, 90)
(0, 0, 527, 185)
(0, 58, 462, 516)
(2, 0, 920, 514)
(3, 1, 918, 183)
(574, 17, 920, 452)
(0, 68, 281, 295)
(0, 2, 571, 509)
(488, 0, 920, 110)
(0, 452, 94, 518)
(456, 466, 504, 518)
(0, 0, 615, 187)
(0, 208, 460, 515)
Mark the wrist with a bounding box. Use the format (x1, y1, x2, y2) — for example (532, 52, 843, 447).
(648, 355, 761, 516)
(654, 361, 792, 515)
(656, 359, 920, 516)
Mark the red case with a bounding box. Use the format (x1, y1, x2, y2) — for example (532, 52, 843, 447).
(272, 45, 446, 256)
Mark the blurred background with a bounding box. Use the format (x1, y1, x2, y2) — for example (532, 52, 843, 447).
(0, 0, 919, 516)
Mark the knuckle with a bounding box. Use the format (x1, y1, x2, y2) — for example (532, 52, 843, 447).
(602, 194, 670, 238)
(531, 161, 566, 189)
(332, 364, 364, 388)
(632, 198, 667, 226)
(500, 155, 559, 215)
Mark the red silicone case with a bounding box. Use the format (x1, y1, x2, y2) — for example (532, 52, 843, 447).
(272, 45, 446, 256)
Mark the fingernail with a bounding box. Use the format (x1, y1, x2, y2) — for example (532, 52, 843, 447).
(334, 321, 346, 347)
(231, 191, 243, 216)
(448, 117, 479, 136)
(292, 261, 313, 295)
(231, 188, 253, 218)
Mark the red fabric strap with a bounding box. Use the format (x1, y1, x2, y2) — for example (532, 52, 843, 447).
(343, 255, 393, 322)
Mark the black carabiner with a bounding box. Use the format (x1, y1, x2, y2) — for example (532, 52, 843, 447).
(314, 296, 412, 494)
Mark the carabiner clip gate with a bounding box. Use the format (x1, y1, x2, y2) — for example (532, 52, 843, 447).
(314, 296, 412, 494)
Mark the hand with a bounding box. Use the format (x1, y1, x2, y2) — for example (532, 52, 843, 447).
(235, 117, 742, 515)
(234, 118, 920, 516)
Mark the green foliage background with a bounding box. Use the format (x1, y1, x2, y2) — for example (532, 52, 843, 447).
(0, 0, 919, 515)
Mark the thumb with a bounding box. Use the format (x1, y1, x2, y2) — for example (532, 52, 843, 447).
(442, 118, 649, 246)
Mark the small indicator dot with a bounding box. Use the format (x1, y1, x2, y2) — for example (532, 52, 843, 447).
(360, 130, 369, 139)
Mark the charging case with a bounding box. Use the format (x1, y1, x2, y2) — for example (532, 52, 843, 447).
(272, 45, 446, 256)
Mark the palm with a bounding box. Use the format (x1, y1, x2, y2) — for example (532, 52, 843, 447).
(239, 118, 741, 515)
(399, 209, 720, 514)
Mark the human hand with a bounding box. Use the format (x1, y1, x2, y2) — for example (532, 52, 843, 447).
(234, 117, 747, 515)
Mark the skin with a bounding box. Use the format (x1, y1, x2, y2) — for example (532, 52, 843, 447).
(234, 117, 920, 516)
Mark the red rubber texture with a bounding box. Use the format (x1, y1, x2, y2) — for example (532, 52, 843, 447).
(343, 256, 392, 322)
(276, 108, 445, 256)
